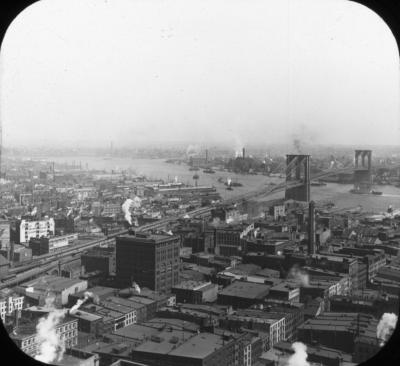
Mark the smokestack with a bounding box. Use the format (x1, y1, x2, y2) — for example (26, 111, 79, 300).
(242, 148, 245, 159)
(308, 201, 316, 255)
(9, 241, 14, 265)
(205, 149, 208, 163)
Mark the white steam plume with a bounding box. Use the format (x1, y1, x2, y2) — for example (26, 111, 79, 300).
(121, 197, 142, 225)
(69, 291, 98, 315)
(34, 297, 68, 363)
(377, 313, 398, 346)
(286, 342, 310, 366)
(227, 178, 232, 186)
(122, 199, 134, 225)
(132, 282, 141, 294)
(288, 266, 309, 287)
(31, 207, 37, 216)
(186, 144, 201, 157)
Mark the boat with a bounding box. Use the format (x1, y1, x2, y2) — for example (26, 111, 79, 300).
(203, 168, 215, 174)
(189, 166, 199, 171)
(371, 190, 383, 196)
(310, 180, 327, 186)
(226, 186, 233, 191)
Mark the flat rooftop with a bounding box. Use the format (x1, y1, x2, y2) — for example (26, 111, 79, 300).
(168, 333, 227, 359)
(23, 275, 85, 292)
(219, 281, 270, 299)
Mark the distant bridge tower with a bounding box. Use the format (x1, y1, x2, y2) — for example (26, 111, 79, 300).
(353, 150, 372, 194)
(285, 154, 310, 202)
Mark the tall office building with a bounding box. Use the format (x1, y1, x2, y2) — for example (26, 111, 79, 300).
(116, 233, 180, 293)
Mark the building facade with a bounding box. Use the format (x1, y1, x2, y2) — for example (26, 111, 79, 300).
(116, 233, 180, 293)
(16, 218, 55, 244)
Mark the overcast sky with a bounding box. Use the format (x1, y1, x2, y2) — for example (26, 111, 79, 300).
(0, 0, 399, 149)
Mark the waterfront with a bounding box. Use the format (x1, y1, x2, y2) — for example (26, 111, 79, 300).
(37, 156, 400, 213)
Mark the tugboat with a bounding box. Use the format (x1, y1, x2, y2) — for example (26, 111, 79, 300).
(371, 190, 383, 196)
(203, 168, 215, 174)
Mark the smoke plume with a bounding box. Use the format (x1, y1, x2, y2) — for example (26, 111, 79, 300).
(288, 266, 309, 287)
(31, 207, 37, 216)
(286, 342, 310, 366)
(69, 291, 98, 315)
(186, 144, 201, 157)
(377, 313, 398, 346)
(122, 197, 141, 225)
(227, 178, 232, 186)
(132, 282, 141, 294)
(34, 297, 67, 363)
(122, 199, 134, 225)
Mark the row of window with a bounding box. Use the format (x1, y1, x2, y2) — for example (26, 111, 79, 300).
(57, 322, 77, 333)
(60, 330, 77, 340)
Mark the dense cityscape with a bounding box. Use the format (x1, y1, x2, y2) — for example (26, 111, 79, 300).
(0, 144, 398, 366)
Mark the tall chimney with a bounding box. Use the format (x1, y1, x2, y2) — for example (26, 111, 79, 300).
(242, 148, 245, 159)
(205, 149, 208, 163)
(308, 201, 316, 255)
(9, 241, 14, 265)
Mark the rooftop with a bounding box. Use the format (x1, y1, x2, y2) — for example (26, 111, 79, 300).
(70, 309, 103, 322)
(218, 281, 270, 299)
(169, 332, 229, 359)
(172, 280, 213, 291)
(22, 275, 86, 293)
(117, 234, 180, 244)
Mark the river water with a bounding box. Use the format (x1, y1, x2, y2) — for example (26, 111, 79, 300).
(36, 156, 400, 213)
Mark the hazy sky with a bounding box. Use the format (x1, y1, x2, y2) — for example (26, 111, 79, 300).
(1, 0, 399, 149)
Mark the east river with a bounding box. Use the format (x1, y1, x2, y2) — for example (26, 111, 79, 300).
(36, 156, 400, 214)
